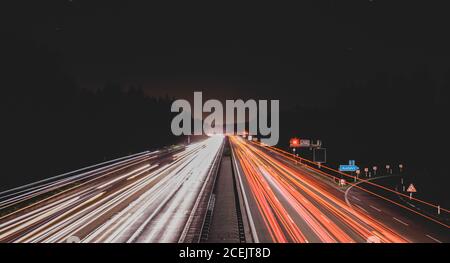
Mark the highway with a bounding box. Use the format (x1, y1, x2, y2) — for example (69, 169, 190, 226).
(230, 136, 449, 243)
(0, 136, 224, 243)
(0, 134, 448, 243)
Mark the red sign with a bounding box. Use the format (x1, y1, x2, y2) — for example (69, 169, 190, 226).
(290, 138, 300, 148)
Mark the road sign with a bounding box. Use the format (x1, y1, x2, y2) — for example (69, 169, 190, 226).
(339, 160, 359, 172)
(339, 165, 359, 172)
(299, 139, 311, 147)
(340, 179, 346, 186)
(364, 168, 369, 172)
(313, 148, 326, 163)
(310, 139, 322, 148)
(289, 138, 300, 148)
(407, 184, 417, 193)
(248, 135, 253, 141)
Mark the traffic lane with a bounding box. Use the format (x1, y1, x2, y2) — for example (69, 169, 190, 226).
(253, 150, 402, 243)
(244, 144, 355, 242)
(231, 143, 279, 242)
(274, 160, 441, 243)
(0, 152, 151, 205)
(130, 137, 224, 243)
(232, 138, 366, 243)
(81, 137, 224, 243)
(0, 152, 157, 222)
(0, 152, 153, 211)
(346, 179, 450, 243)
(0, 162, 162, 242)
(47, 141, 211, 242)
(266, 155, 396, 242)
(238, 138, 408, 243)
(232, 140, 315, 242)
(261, 143, 449, 242)
(257, 144, 356, 204)
(0, 146, 194, 242)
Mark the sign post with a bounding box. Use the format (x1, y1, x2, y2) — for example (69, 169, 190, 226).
(289, 138, 300, 164)
(313, 148, 326, 168)
(406, 183, 417, 200)
(339, 161, 359, 172)
(399, 164, 403, 173)
(386, 164, 390, 174)
(373, 166, 377, 176)
(364, 167, 369, 177)
(355, 169, 360, 182)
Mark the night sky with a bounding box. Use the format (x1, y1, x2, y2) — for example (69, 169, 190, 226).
(4, 1, 450, 108)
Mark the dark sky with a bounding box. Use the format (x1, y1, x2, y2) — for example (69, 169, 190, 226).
(3, 1, 450, 108)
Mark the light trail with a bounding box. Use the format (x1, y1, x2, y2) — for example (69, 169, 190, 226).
(0, 136, 224, 243)
(254, 140, 449, 215)
(230, 136, 409, 243)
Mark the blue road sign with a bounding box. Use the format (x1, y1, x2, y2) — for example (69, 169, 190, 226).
(339, 160, 359, 172)
(339, 165, 359, 172)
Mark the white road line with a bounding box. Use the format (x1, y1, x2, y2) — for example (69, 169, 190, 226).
(369, 205, 382, 212)
(426, 234, 442, 243)
(231, 144, 260, 243)
(393, 217, 409, 226)
(354, 204, 368, 213)
(352, 196, 361, 201)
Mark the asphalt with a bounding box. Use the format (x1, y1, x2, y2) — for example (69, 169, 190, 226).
(229, 137, 449, 243)
(0, 137, 225, 243)
(345, 176, 450, 243)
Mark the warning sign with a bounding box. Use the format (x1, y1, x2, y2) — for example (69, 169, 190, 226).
(406, 183, 417, 193)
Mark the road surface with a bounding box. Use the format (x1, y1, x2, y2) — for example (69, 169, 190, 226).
(0, 136, 224, 243)
(229, 136, 449, 243)
(0, 135, 448, 243)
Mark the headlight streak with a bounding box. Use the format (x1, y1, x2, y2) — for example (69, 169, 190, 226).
(230, 136, 409, 243)
(0, 137, 225, 243)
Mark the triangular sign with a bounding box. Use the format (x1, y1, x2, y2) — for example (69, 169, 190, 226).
(407, 183, 417, 193)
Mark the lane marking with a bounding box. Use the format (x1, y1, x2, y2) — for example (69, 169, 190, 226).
(355, 204, 368, 213)
(426, 234, 442, 243)
(369, 205, 382, 212)
(344, 175, 393, 209)
(352, 196, 361, 202)
(393, 217, 409, 226)
(231, 144, 260, 243)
